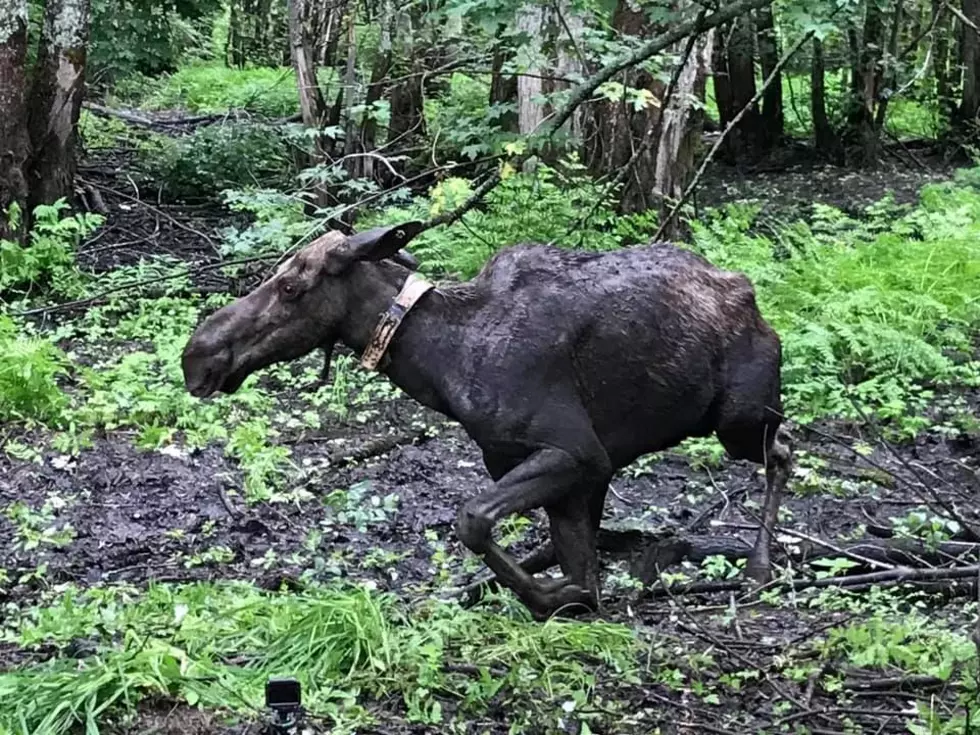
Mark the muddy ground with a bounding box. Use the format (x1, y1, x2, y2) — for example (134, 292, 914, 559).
(2, 145, 979, 733)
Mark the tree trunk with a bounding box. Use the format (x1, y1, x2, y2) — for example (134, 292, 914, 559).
(288, 0, 330, 212)
(26, 0, 91, 216)
(515, 2, 546, 135)
(959, 0, 980, 128)
(584, 1, 661, 211)
(0, 0, 30, 242)
(288, 0, 328, 129)
(554, 0, 586, 141)
(388, 11, 425, 141)
(489, 28, 518, 133)
(756, 4, 782, 148)
(718, 14, 762, 160)
(654, 28, 714, 240)
(933, 0, 952, 118)
(846, 3, 884, 164)
(359, 0, 394, 180)
(874, 0, 904, 130)
(811, 37, 838, 160)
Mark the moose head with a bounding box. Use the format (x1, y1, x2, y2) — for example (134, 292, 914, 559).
(181, 222, 424, 398)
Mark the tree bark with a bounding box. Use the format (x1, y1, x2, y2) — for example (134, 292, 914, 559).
(933, 0, 952, 118)
(846, 3, 884, 164)
(26, 0, 91, 216)
(288, 0, 331, 212)
(489, 26, 519, 133)
(756, 4, 783, 148)
(358, 0, 394, 180)
(0, 0, 30, 242)
(959, 0, 980, 127)
(718, 14, 762, 160)
(811, 37, 838, 159)
(584, 1, 661, 211)
(288, 0, 328, 129)
(515, 2, 546, 134)
(654, 28, 714, 240)
(389, 11, 425, 141)
(874, 0, 904, 130)
(554, 0, 586, 141)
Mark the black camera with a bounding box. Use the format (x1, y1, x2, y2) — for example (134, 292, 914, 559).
(265, 678, 302, 734)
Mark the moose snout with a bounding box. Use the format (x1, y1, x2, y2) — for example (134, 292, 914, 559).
(182, 336, 233, 398)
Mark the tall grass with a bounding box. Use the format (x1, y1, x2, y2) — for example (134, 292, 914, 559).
(0, 581, 638, 734)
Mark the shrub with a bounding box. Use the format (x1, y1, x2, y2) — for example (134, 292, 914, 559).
(138, 122, 294, 201)
(366, 158, 659, 278)
(0, 200, 102, 299)
(0, 316, 69, 426)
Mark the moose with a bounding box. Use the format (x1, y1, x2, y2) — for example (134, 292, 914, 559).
(182, 222, 792, 619)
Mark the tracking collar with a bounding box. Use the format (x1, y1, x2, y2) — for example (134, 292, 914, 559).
(360, 272, 435, 371)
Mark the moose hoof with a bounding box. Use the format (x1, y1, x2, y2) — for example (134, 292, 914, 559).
(530, 578, 598, 621)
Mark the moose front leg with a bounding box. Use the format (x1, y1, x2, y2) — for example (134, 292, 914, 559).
(455, 446, 609, 619)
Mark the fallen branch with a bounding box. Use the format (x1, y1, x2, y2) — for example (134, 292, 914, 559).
(647, 564, 980, 598)
(320, 426, 433, 467)
(842, 673, 947, 692)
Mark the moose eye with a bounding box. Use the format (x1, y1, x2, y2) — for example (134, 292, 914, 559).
(280, 280, 298, 299)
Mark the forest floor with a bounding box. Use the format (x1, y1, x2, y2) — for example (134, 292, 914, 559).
(1, 142, 978, 734)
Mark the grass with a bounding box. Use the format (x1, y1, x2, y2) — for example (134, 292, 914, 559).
(0, 581, 639, 734)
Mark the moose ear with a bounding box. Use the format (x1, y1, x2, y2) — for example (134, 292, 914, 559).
(389, 249, 420, 271)
(346, 221, 425, 263)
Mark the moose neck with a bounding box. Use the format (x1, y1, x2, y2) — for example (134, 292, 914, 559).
(338, 261, 465, 415)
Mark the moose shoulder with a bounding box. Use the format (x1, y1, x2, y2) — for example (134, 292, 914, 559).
(182, 222, 792, 620)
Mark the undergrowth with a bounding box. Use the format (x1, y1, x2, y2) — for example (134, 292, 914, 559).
(0, 581, 638, 734)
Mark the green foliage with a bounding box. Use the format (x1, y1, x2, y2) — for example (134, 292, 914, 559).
(688, 184, 980, 432)
(137, 123, 294, 200)
(424, 72, 518, 161)
(123, 64, 301, 118)
(0, 581, 638, 734)
(89, 0, 223, 81)
(0, 316, 69, 426)
(368, 159, 659, 278)
(219, 188, 309, 257)
(0, 200, 102, 299)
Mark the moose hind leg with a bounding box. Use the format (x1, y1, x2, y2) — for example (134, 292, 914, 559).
(748, 424, 793, 582)
(718, 421, 792, 583)
(546, 495, 601, 611)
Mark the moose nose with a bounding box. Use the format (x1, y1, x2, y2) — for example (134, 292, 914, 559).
(182, 336, 233, 397)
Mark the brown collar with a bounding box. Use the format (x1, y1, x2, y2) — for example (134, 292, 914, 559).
(360, 272, 435, 371)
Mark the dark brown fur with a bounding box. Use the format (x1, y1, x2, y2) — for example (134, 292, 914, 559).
(182, 223, 792, 619)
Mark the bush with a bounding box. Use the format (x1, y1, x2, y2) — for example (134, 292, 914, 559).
(0, 316, 69, 426)
(689, 187, 980, 432)
(0, 200, 103, 299)
(366, 158, 659, 278)
(117, 64, 305, 118)
(138, 122, 295, 201)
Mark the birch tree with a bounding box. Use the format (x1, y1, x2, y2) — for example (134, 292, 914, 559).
(27, 0, 92, 215)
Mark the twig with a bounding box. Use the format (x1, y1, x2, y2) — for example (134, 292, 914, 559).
(654, 27, 818, 240)
(842, 673, 947, 692)
(649, 564, 980, 598)
(83, 180, 221, 256)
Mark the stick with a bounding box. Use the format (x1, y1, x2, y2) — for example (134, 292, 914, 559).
(648, 564, 980, 598)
